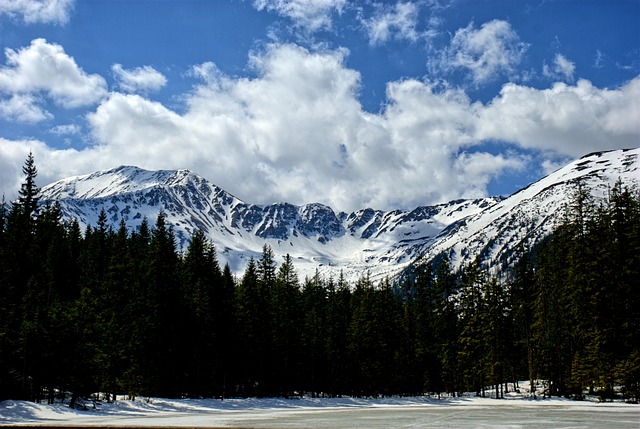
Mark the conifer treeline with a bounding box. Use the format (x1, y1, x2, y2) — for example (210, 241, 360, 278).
(1, 155, 638, 403)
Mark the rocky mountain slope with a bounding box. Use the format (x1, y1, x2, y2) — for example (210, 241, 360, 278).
(40, 148, 639, 282)
(410, 148, 639, 277)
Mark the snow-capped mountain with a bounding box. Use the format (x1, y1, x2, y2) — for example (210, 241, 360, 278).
(409, 148, 640, 276)
(39, 148, 639, 282)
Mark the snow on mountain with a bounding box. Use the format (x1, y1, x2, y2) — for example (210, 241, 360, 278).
(39, 148, 639, 282)
(38, 166, 496, 282)
(410, 148, 640, 276)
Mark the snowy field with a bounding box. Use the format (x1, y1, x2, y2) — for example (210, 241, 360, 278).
(2, 394, 639, 428)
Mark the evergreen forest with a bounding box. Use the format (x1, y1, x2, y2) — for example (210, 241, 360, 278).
(1, 154, 639, 404)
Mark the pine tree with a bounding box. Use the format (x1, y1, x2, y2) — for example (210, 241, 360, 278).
(0, 198, 11, 400)
(348, 274, 401, 396)
(140, 212, 182, 397)
(300, 270, 326, 396)
(0, 153, 51, 401)
(532, 229, 573, 397)
(237, 257, 267, 396)
(609, 182, 640, 401)
(509, 245, 536, 394)
(182, 229, 227, 397)
(271, 254, 301, 396)
(219, 263, 238, 398)
(484, 277, 508, 398)
(18, 151, 40, 223)
(257, 244, 277, 287)
(411, 263, 442, 395)
(457, 260, 487, 396)
(120, 218, 151, 399)
(375, 277, 403, 395)
(97, 219, 131, 401)
(33, 202, 73, 402)
(434, 255, 459, 396)
(325, 271, 352, 396)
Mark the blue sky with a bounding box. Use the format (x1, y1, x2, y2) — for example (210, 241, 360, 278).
(1, 0, 638, 212)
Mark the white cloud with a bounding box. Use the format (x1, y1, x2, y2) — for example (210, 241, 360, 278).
(553, 54, 575, 81)
(0, 0, 74, 25)
(112, 64, 167, 93)
(543, 53, 575, 81)
(0, 93, 52, 122)
(381, 78, 526, 204)
(188, 62, 224, 85)
(0, 38, 107, 110)
(49, 123, 80, 135)
(1, 44, 638, 213)
(3, 45, 520, 210)
(87, 93, 182, 156)
(0, 137, 80, 201)
(363, 2, 421, 46)
(253, 0, 346, 32)
(541, 157, 570, 175)
(594, 50, 604, 69)
(430, 19, 528, 85)
(478, 77, 640, 155)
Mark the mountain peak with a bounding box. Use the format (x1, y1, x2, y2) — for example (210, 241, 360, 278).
(41, 165, 216, 200)
(39, 148, 639, 282)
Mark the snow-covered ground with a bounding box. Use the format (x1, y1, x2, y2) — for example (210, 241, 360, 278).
(2, 390, 638, 428)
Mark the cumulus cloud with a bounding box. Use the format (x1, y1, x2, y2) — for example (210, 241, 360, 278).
(478, 77, 640, 155)
(0, 0, 74, 25)
(87, 92, 183, 158)
(543, 53, 576, 81)
(253, 0, 346, 33)
(363, 1, 422, 45)
(112, 64, 167, 93)
(430, 19, 528, 85)
(380, 78, 527, 204)
(188, 62, 224, 85)
(0, 137, 80, 201)
(0, 93, 52, 122)
(0, 38, 107, 111)
(1, 43, 638, 212)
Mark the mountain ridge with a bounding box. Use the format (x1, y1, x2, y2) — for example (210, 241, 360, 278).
(414, 148, 640, 275)
(39, 148, 639, 282)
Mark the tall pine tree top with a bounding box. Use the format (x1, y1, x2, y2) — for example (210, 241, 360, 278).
(18, 151, 40, 219)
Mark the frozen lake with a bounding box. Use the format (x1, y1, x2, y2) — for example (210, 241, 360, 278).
(215, 404, 640, 428)
(2, 396, 639, 428)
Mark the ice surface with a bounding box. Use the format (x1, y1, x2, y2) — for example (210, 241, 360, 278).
(2, 394, 638, 428)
